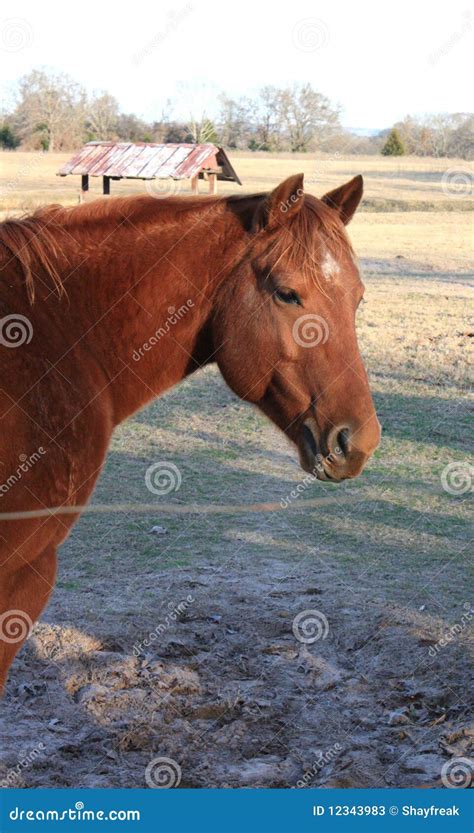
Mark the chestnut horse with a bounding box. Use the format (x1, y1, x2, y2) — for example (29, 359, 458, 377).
(0, 174, 380, 689)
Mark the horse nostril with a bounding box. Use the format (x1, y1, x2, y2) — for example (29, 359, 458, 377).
(335, 428, 350, 458)
(302, 424, 318, 457)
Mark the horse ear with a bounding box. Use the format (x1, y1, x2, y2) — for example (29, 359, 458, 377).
(259, 173, 305, 230)
(321, 175, 363, 225)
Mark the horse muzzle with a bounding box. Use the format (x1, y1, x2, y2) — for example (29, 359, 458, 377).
(298, 417, 381, 482)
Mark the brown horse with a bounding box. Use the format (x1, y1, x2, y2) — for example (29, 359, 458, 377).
(0, 174, 380, 689)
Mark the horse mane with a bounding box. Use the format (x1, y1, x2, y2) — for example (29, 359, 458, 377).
(0, 190, 350, 304)
(0, 207, 68, 303)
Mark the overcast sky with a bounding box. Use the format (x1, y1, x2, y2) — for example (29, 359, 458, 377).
(0, 0, 472, 129)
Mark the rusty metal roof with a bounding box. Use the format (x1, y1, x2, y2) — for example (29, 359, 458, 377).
(57, 142, 241, 184)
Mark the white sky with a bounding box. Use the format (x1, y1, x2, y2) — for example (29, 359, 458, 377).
(0, 0, 472, 128)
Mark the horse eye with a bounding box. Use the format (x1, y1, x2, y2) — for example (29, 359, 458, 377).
(274, 288, 302, 306)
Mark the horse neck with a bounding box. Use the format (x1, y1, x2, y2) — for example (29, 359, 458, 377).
(61, 198, 245, 424)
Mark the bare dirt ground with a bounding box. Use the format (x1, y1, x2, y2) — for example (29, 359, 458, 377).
(1, 557, 472, 789)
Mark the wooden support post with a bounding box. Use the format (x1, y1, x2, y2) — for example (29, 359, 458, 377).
(79, 174, 89, 203)
(191, 175, 199, 194)
(103, 176, 110, 196)
(208, 173, 217, 195)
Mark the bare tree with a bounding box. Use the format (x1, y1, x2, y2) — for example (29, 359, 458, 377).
(186, 114, 217, 144)
(86, 92, 120, 141)
(218, 94, 253, 148)
(279, 84, 340, 152)
(13, 69, 86, 151)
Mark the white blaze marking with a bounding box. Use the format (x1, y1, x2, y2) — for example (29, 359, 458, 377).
(321, 249, 341, 281)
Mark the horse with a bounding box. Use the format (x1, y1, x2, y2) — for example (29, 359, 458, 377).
(0, 173, 380, 689)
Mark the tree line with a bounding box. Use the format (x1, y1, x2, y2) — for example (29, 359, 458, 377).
(0, 69, 472, 159)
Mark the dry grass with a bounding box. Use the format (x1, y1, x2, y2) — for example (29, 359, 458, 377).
(0, 149, 473, 213)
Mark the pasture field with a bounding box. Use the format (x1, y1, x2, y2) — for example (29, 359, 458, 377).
(0, 151, 472, 788)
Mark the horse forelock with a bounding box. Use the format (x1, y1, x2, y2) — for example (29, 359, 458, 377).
(263, 193, 353, 291)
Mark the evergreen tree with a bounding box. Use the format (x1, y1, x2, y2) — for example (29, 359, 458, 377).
(381, 128, 405, 156)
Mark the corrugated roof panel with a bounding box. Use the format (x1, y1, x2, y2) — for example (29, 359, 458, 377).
(57, 144, 103, 175)
(137, 145, 179, 179)
(88, 144, 130, 176)
(174, 144, 216, 178)
(76, 144, 117, 176)
(119, 145, 162, 178)
(101, 144, 138, 177)
(152, 145, 191, 178)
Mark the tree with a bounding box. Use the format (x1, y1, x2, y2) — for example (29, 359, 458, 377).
(116, 113, 153, 142)
(0, 124, 20, 149)
(217, 94, 252, 148)
(447, 114, 474, 160)
(381, 128, 405, 156)
(86, 92, 119, 141)
(278, 84, 340, 152)
(12, 69, 86, 151)
(186, 114, 218, 144)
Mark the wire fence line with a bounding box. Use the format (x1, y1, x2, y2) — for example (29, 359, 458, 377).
(0, 495, 358, 521)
